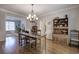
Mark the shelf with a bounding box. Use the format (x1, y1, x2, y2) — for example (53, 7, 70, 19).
(53, 27, 68, 29)
(53, 34, 68, 36)
(70, 30, 79, 46)
(70, 39, 79, 42)
(53, 15, 68, 35)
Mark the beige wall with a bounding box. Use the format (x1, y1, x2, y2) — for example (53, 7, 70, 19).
(0, 11, 6, 41)
(39, 7, 79, 39)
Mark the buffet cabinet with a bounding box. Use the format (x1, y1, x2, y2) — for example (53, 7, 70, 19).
(53, 15, 68, 45)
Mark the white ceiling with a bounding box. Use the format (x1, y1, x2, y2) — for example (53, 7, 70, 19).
(0, 4, 79, 17)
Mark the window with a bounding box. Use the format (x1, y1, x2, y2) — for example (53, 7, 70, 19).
(5, 21, 15, 31)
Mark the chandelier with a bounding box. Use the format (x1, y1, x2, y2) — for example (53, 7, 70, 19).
(27, 4, 38, 22)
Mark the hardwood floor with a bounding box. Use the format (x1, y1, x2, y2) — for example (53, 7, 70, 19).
(46, 39, 79, 54)
(0, 35, 79, 54)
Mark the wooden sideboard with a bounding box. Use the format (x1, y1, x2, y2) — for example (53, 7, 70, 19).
(53, 15, 68, 45)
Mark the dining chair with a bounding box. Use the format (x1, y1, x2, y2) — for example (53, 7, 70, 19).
(18, 29, 29, 47)
(25, 35, 37, 52)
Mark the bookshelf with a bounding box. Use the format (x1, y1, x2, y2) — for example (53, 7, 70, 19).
(53, 15, 68, 35)
(53, 15, 68, 45)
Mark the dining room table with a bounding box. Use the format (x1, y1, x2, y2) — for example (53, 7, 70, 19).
(18, 31, 42, 52)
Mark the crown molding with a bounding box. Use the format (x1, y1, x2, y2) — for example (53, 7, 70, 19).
(0, 7, 25, 17)
(39, 5, 79, 18)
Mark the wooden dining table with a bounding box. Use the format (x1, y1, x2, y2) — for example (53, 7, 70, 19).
(18, 32, 42, 52)
(19, 32, 40, 39)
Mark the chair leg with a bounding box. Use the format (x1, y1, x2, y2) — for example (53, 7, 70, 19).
(19, 39, 20, 45)
(19, 39, 22, 46)
(24, 39, 26, 46)
(20, 40, 22, 46)
(35, 39, 37, 50)
(69, 39, 71, 46)
(29, 43, 32, 52)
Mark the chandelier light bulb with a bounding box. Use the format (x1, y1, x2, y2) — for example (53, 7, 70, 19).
(32, 16, 34, 18)
(36, 17, 38, 20)
(34, 14, 36, 17)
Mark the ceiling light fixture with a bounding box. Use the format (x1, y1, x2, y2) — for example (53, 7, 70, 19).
(27, 4, 38, 22)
